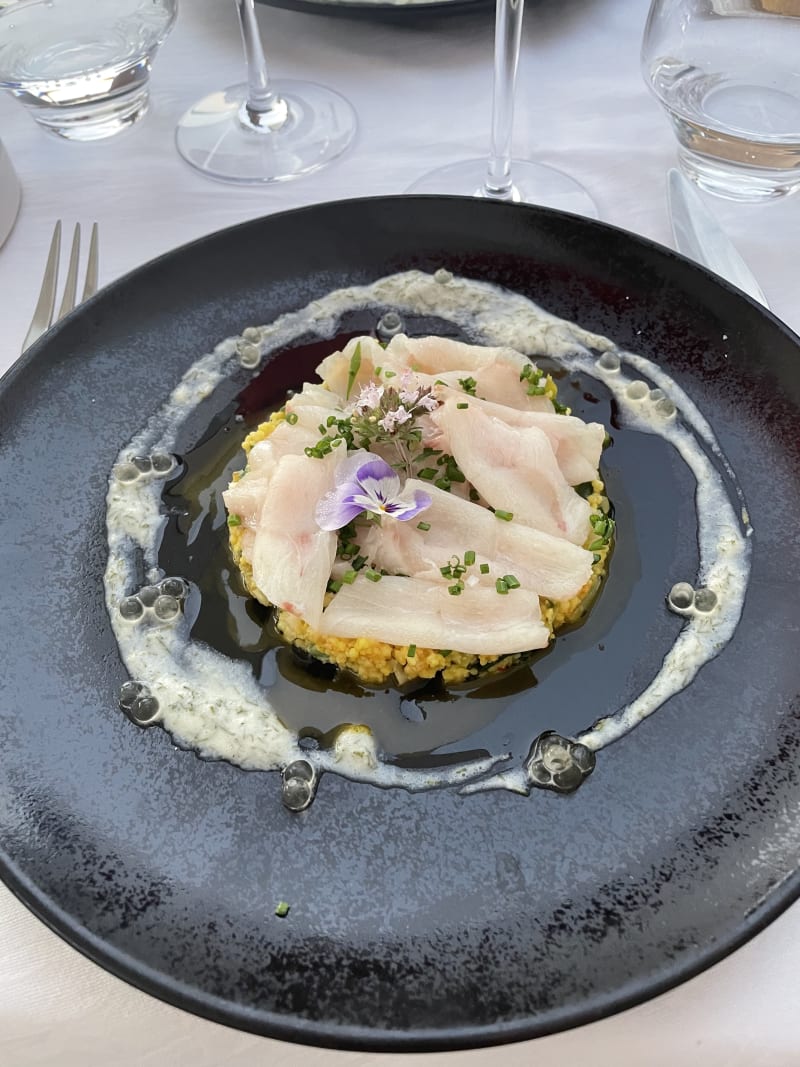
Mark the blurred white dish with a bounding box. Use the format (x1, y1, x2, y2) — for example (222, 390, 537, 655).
(0, 138, 20, 248)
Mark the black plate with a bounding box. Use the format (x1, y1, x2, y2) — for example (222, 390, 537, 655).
(1, 196, 799, 1051)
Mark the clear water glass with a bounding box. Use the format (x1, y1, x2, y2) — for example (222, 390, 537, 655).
(0, 0, 177, 141)
(642, 0, 800, 202)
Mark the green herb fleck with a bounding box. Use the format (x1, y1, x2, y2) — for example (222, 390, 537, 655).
(503, 574, 521, 589)
(285, 411, 299, 425)
(275, 901, 290, 918)
(456, 402, 469, 409)
(365, 569, 382, 582)
(342, 569, 357, 584)
(345, 341, 362, 401)
(458, 376, 477, 396)
(407, 644, 416, 657)
(496, 578, 509, 595)
(417, 521, 431, 531)
(480, 562, 490, 574)
(418, 467, 437, 480)
(464, 550, 476, 566)
(494, 509, 514, 522)
(227, 514, 242, 527)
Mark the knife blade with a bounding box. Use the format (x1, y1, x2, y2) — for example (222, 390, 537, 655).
(666, 168, 769, 309)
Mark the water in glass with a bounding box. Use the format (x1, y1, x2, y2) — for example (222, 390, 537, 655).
(642, 0, 800, 201)
(0, 0, 177, 140)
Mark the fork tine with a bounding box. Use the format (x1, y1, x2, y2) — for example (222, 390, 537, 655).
(57, 223, 81, 321)
(22, 220, 61, 353)
(82, 222, 99, 301)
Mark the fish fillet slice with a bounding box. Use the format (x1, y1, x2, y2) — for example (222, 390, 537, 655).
(365, 481, 592, 601)
(250, 452, 338, 630)
(318, 576, 550, 654)
(436, 398, 591, 544)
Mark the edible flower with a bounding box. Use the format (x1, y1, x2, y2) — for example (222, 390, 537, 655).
(315, 451, 431, 531)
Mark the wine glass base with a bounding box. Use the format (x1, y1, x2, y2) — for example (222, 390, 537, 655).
(407, 158, 598, 218)
(175, 80, 357, 184)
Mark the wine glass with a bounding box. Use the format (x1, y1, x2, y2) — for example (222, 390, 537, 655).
(408, 0, 597, 217)
(175, 0, 357, 184)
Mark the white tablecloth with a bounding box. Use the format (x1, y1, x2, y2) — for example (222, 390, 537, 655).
(1, 0, 798, 1063)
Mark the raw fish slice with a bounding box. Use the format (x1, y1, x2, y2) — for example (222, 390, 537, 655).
(435, 398, 591, 544)
(383, 336, 554, 412)
(315, 336, 386, 400)
(435, 387, 604, 485)
(384, 335, 530, 376)
(363, 481, 592, 600)
(223, 420, 318, 524)
(285, 383, 341, 410)
(318, 576, 550, 654)
(250, 452, 338, 630)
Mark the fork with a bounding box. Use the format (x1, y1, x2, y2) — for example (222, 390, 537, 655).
(22, 220, 99, 353)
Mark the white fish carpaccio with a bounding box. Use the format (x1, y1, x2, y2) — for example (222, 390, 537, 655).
(224, 333, 605, 652)
(316, 576, 551, 654)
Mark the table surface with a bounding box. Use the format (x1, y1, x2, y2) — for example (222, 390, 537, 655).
(1, 0, 798, 1063)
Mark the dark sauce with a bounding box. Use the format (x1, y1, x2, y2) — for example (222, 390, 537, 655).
(157, 313, 695, 773)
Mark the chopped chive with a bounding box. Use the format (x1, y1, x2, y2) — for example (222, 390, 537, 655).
(384, 370, 396, 379)
(407, 644, 416, 658)
(342, 569, 357, 584)
(469, 488, 480, 502)
(318, 423, 327, 435)
(464, 550, 476, 566)
(353, 555, 367, 570)
(588, 538, 605, 551)
(227, 514, 241, 527)
(479, 562, 490, 574)
(417, 521, 431, 531)
(448, 584, 462, 595)
(365, 569, 382, 582)
(593, 553, 601, 564)
(418, 467, 437, 480)
(458, 376, 477, 395)
(434, 477, 451, 491)
(503, 574, 521, 589)
(440, 565, 452, 578)
(527, 384, 546, 396)
(435, 379, 447, 386)
(494, 509, 513, 522)
(496, 578, 509, 594)
(447, 468, 466, 483)
(326, 414, 338, 426)
(327, 579, 342, 593)
(553, 401, 571, 415)
(275, 901, 290, 918)
(285, 411, 299, 425)
(345, 341, 362, 401)
(375, 366, 382, 376)
(438, 650, 452, 657)
(456, 402, 469, 409)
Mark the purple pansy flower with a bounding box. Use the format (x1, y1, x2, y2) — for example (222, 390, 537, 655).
(315, 451, 431, 531)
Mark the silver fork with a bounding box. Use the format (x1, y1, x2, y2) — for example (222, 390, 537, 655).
(22, 220, 99, 353)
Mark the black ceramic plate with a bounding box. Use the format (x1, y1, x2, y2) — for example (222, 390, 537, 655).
(1, 196, 799, 1052)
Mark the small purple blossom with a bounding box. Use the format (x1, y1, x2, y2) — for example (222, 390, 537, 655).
(315, 451, 431, 531)
(353, 381, 384, 414)
(416, 392, 439, 412)
(398, 370, 420, 406)
(378, 405, 412, 433)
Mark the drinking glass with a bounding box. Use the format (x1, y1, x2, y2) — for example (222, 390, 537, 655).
(408, 0, 597, 217)
(0, 0, 177, 141)
(175, 0, 356, 184)
(642, 0, 800, 202)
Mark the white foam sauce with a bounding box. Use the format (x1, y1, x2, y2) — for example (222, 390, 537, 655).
(103, 270, 752, 797)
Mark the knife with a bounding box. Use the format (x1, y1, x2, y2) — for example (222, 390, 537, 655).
(666, 168, 769, 309)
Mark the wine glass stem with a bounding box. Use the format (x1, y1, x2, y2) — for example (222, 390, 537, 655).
(484, 0, 525, 200)
(236, 0, 288, 129)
